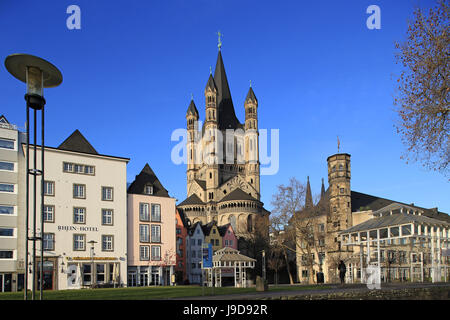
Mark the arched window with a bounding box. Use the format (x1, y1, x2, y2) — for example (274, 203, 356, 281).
(247, 215, 253, 232)
(229, 215, 236, 231)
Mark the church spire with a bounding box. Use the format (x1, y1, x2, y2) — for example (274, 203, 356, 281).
(213, 49, 242, 130)
(321, 178, 326, 199)
(305, 176, 313, 209)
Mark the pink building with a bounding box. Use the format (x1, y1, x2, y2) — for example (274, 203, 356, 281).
(127, 164, 176, 286)
(219, 224, 238, 250)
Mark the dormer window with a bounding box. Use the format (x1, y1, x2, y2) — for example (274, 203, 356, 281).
(145, 185, 153, 195)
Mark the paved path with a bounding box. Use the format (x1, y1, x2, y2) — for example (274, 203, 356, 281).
(173, 282, 450, 300)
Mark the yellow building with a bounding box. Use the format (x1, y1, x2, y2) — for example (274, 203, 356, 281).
(202, 221, 222, 253)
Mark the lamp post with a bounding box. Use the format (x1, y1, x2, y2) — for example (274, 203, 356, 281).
(88, 240, 97, 289)
(262, 250, 266, 281)
(4, 54, 62, 300)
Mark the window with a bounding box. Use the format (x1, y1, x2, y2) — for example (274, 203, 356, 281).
(212, 228, 216, 234)
(73, 234, 85, 251)
(229, 240, 233, 246)
(151, 225, 161, 243)
(83, 264, 91, 284)
(176, 228, 181, 235)
(0, 161, 14, 171)
(139, 203, 150, 221)
(140, 246, 150, 260)
(63, 162, 95, 175)
(192, 250, 196, 258)
(0, 139, 14, 149)
(224, 240, 228, 246)
(0, 206, 14, 215)
(151, 246, 161, 260)
(43, 233, 54, 251)
(140, 224, 149, 243)
(44, 181, 54, 196)
(0, 228, 14, 237)
(197, 239, 202, 246)
(63, 162, 73, 172)
(340, 188, 345, 194)
(102, 235, 114, 251)
(73, 184, 85, 199)
(318, 238, 325, 247)
(145, 185, 153, 195)
(102, 187, 113, 201)
(192, 263, 196, 269)
(318, 223, 325, 232)
(43, 205, 54, 222)
(0, 251, 13, 259)
(97, 264, 105, 283)
(102, 209, 113, 225)
(0, 184, 14, 193)
(215, 239, 219, 246)
(151, 204, 161, 222)
(73, 207, 86, 224)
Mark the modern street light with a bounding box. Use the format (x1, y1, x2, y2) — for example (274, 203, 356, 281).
(4, 54, 62, 300)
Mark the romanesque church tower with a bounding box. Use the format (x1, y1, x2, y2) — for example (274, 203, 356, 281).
(177, 44, 269, 237)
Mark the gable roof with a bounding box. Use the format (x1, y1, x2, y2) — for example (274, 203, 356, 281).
(351, 191, 450, 223)
(220, 188, 259, 202)
(194, 179, 206, 190)
(57, 130, 98, 155)
(177, 193, 205, 206)
(201, 220, 217, 236)
(188, 221, 204, 236)
(218, 223, 233, 237)
(127, 163, 170, 197)
(0, 115, 9, 123)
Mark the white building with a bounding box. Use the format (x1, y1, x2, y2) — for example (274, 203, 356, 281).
(25, 129, 129, 290)
(0, 115, 26, 292)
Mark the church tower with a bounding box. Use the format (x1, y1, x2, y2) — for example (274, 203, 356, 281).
(244, 85, 260, 197)
(204, 70, 220, 222)
(186, 98, 199, 194)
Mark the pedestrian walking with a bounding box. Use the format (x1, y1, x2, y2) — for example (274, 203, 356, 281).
(338, 260, 346, 284)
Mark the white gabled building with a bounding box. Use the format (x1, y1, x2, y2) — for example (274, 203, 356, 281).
(25, 129, 129, 290)
(185, 222, 204, 284)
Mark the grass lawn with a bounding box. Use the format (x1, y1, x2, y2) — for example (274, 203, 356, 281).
(0, 284, 336, 300)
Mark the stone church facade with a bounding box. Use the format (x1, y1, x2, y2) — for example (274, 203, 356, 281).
(177, 48, 269, 237)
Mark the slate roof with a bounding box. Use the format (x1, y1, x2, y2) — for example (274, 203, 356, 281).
(220, 188, 259, 202)
(177, 193, 205, 206)
(127, 163, 170, 197)
(176, 209, 189, 228)
(188, 222, 203, 237)
(341, 211, 450, 234)
(201, 220, 217, 236)
(351, 191, 450, 222)
(213, 247, 256, 263)
(205, 73, 217, 92)
(194, 179, 206, 190)
(245, 87, 257, 103)
(57, 129, 98, 155)
(218, 223, 232, 237)
(186, 99, 199, 118)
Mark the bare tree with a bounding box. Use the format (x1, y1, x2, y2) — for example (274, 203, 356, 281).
(270, 177, 306, 284)
(394, 0, 450, 175)
(267, 240, 285, 285)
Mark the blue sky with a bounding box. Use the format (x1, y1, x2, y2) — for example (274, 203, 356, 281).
(1, 0, 448, 213)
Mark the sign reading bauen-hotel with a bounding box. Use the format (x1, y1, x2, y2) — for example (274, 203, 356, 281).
(25, 130, 129, 290)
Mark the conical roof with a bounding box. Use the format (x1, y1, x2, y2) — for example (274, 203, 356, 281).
(186, 99, 199, 118)
(205, 73, 217, 92)
(305, 176, 313, 209)
(213, 51, 243, 130)
(245, 86, 257, 103)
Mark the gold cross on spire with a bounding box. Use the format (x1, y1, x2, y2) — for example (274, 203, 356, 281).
(217, 31, 223, 50)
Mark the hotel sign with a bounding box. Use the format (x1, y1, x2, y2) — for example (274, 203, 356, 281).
(58, 225, 99, 232)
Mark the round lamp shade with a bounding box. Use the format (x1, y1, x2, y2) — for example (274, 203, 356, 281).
(4, 53, 62, 88)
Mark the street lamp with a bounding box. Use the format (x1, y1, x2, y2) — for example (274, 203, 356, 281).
(4, 54, 62, 301)
(88, 240, 97, 289)
(262, 250, 266, 281)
